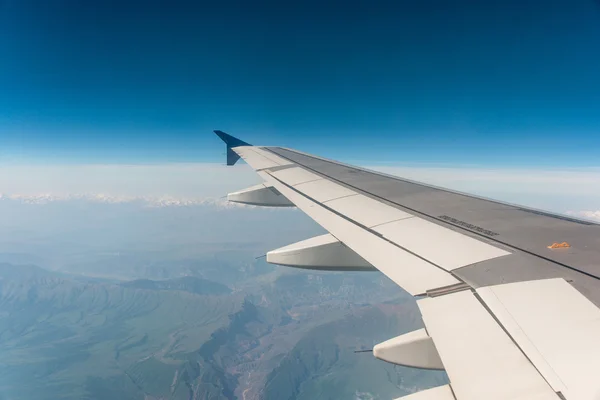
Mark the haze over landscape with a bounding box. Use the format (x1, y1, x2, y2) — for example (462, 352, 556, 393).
(1, 160, 599, 399)
(2, 0, 600, 399)
(0, 192, 449, 399)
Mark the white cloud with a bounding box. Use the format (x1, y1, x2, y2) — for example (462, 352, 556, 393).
(0, 193, 256, 208)
(566, 210, 600, 221)
(0, 163, 261, 199)
(367, 166, 600, 196)
(0, 163, 265, 210)
(367, 165, 600, 213)
(1, 162, 599, 214)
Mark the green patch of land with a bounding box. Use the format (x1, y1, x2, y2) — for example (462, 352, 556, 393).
(263, 304, 447, 400)
(0, 262, 445, 400)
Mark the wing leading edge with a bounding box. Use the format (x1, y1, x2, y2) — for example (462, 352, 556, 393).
(215, 130, 600, 400)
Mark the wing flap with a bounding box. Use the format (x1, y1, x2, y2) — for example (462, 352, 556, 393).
(293, 179, 357, 202)
(418, 290, 558, 400)
(374, 217, 511, 271)
(477, 278, 600, 400)
(270, 166, 323, 185)
(325, 193, 414, 227)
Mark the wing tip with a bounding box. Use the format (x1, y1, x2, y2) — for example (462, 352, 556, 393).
(214, 130, 251, 166)
(213, 130, 251, 147)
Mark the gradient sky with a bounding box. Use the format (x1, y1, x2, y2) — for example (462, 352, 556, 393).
(1, 0, 600, 166)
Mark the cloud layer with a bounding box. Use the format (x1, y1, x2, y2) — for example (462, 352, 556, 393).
(368, 165, 600, 214)
(0, 193, 249, 208)
(0, 163, 261, 199)
(1, 162, 599, 217)
(566, 210, 600, 221)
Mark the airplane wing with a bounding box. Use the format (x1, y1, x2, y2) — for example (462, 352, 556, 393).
(215, 130, 600, 400)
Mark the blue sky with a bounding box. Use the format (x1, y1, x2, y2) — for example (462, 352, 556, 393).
(1, 0, 600, 166)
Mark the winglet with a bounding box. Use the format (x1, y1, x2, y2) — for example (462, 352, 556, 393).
(214, 130, 252, 166)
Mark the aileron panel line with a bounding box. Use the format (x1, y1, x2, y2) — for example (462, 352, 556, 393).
(270, 167, 323, 186)
(374, 217, 511, 271)
(293, 179, 357, 203)
(325, 194, 414, 227)
(263, 172, 460, 295)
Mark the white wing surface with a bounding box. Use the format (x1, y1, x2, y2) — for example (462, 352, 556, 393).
(215, 131, 600, 400)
